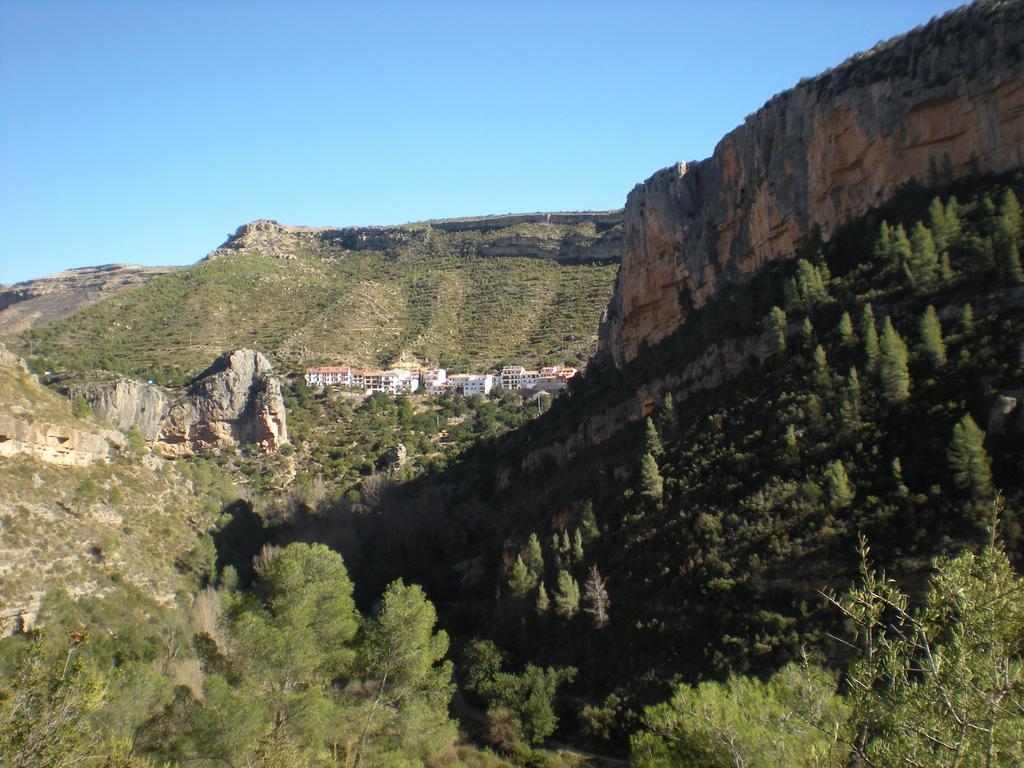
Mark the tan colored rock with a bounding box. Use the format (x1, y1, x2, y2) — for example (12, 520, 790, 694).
(0, 414, 110, 466)
(155, 348, 288, 456)
(600, 1, 1024, 367)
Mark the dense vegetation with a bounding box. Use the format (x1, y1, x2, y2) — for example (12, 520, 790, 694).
(12, 227, 618, 384)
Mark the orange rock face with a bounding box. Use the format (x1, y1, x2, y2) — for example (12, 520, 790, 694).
(600, 1, 1024, 367)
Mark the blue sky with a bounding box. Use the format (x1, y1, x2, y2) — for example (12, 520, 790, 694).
(1, 0, 964, 285)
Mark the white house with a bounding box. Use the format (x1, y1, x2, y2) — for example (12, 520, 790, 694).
(449, 373, 494, 396)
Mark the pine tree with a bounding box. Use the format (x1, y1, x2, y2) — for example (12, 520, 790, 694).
(879, 317, 911, 403)
(644, 417, 663, 457)
(919, 305, 946, 366)
(794, 259, 828, 308)
(579, 501, 600, 542)
(874, 221, 893, 263)
(839, 367, 861, 431)
(764, 306, 787, 355)
(639, 452, 664, 503)
(825, 460, 854, 509)
(961, 303, 975, 335)
(861, 304, 880, 374)
(783, 423, 800, 465)
(800, 317, 815, 348)
(535, 583, 550, 615)
(559, 531, 571, 556)
(811, 344, 831, 390)
(525, 533, 544, 579)
(891, 224, 913, 282)
(891, 457, 909, 498)
(571, 529, 584, 563)
(948, 414, 993, 499)
(938, 251, 955, 284)
(908, 222, 940, 291)
(507, 555, 535, 600)
(553, 570, 580, 619)
(582, 566, 610, 629)
(655, 393, 677, 439)
(928, 196, 950, 252)
(837, 310, 856, 348)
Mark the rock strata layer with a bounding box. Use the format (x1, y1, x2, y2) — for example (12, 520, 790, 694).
(206, 211, 624, 264)
(599, 0, 1024, 367)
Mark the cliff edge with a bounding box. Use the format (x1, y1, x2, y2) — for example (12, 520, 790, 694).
(599, 0, 1024, 366)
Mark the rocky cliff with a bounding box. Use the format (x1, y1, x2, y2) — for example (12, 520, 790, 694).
(599, 0, 1024, 367)
(207, 211, 623, 264)
(155, 349, 288, 456)
(54, 349, 288, 456)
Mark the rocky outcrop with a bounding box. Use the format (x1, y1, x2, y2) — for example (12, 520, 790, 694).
(207, 212, 623, 265)
(0, 413, 111, 466)
(50, 350, 289, 456)
(0, 264, 179, 335)
(155, 349, 288, 456)
(56, 374, 171, 440)
(599, 0, 1024, 367)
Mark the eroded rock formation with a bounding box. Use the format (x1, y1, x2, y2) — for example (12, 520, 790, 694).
(57, 374, 171, 440)
(599, 0, 1024, 367)
(155, 349, 288, 456)
(0, 414, 111, 466)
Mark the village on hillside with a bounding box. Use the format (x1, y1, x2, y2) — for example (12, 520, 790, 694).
(303, 363, 578, 397)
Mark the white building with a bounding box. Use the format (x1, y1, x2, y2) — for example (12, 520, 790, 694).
(448, 373, 494, 396)
(499, 364, 576, 391)
(422, 369, 447, 394)
(305, 366, 418, 394)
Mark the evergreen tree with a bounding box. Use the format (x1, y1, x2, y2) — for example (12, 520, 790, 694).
(908, 222, 940, 291)
(928, 196, 950, 252)
(782, 423, 800, 465)
(553, 570, 580, 619)
(961, 303, 975, 335)
(582, 566, 610, 629)
(811, 344, 831, 390)
(524, 533, 544, 578)
(994, 194, 1024, 284)
(837, 310, 856, 348)
(948, 414, 993, 500)
(654, 393, 677, 439)
(560, 531, 571, 556)
(891, 457, 910, 498)
(579, 501, 600, 542)
(825, 460, 855, 509)
(794, 259, 828, 308)
(507, 556, 535, 600)
(861, 304, 880, 374)
(938, 251, 955, 283)
(839, 367, 861, 431)
(879, 317, 911, 403)
(764, 306, 787, 355)
(572, 528, 584, 563)
(799, 317, 815, 348)
(535, 583, 550, 615)
(918, 305, 946, 366)
(644, 416, 663, 457)
(891, 224, 913, 283)
(639, 452, 664, 503)
(874, 221, 893, 263)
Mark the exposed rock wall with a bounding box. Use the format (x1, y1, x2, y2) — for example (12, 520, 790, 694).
(0, 414, 111, 466)
(57, 375, 171, 440)
(207, 212, 623, 264)
(599, 0, 1024, 367)
(155, 348, 288, 456)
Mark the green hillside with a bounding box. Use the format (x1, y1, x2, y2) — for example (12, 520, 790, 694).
(12, 229, 619, 383)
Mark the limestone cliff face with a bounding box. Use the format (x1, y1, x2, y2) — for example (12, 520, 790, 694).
(53, 349, 288, 456)
(57, 375, 171, 441)
(155, 349, 288, 456)
(207, 211, 623, 265)
(599, 0, 1024, 367)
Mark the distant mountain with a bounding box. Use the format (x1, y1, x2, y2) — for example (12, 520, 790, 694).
(5, 212, 622, 383)
(0, 264, 180, 335)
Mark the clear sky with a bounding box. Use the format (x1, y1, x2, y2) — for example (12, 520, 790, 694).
(0, 0, 965, 285)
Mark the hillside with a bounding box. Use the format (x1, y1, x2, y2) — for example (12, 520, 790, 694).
(0, 344, 234, 633)
(7, 213, 622, 384)
(0, 264, 180, 335)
